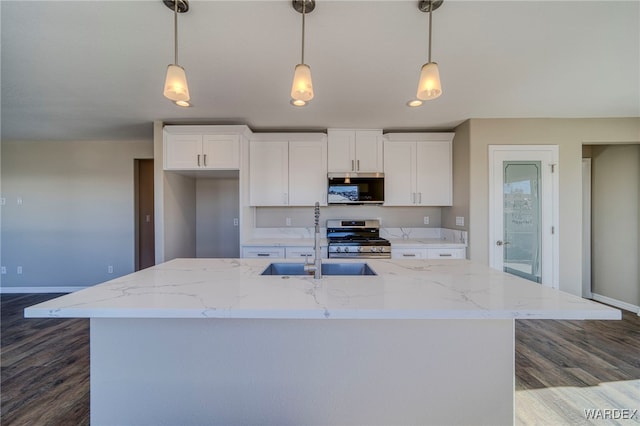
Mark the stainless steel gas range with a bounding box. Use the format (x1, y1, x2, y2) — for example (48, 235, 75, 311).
(326, 219, 391, 259)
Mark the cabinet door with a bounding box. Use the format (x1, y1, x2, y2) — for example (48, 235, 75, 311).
(354, 130, 383, 172)
(242, 247, 285, 258)
(249, 141, 289, 206)
(391, 248, 427, 259)
(415, 140, 452, 206)
(165, 134, 202, 169)
(327, 130, 356, 172)
(426, 248, 465, 259)
(289, 140, 328, 206)
(202, 135, 240, 169)
(383, 141, 416, 206)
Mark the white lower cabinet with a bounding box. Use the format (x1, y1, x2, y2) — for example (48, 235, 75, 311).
(241, 247, 285, 258)
(392, 246, 466, 260)
(241, 246, 328, 259)
(391, 248, 428, 260)
(426, 248, 466, 259)
(285, 247, 328, 259)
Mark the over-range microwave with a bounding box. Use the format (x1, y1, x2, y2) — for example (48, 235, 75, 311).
(327, 172, 384, 205)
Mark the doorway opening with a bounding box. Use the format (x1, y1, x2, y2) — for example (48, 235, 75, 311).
(134, 159, 155, 270)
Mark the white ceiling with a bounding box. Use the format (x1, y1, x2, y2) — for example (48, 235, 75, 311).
(1, 0, 639, 141)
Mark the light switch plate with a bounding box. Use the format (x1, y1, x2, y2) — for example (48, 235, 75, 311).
(456, 216, 465, 226)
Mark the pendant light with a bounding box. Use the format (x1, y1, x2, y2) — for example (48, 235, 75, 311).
(416, 0, 443, 101)
(163, 0, 191, 107)
(290, 0, 315, 107)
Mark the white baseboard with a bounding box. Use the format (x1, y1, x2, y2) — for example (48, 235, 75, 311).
(591, 293, 640, 315)
(0, 286, 88, 294)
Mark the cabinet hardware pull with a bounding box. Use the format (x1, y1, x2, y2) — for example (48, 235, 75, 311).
(418, 192, 422, 204)
(357, 160, 360, 171)
(412, 192, 416, 204)
(197, 154, 201, 167)
(300, 254, 311, 257)
(403, 253, 416, 257)
(351, 160, 355, 171)
(203, 154, 207, 167)
(439, 253, 452, 257)
(257, 253, 270, 257)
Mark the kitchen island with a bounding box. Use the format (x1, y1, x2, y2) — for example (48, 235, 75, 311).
(25, 258, 619, 425)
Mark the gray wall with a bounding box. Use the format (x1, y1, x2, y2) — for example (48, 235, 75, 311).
(465, 117, 640, 296)
(591, 144, 640, 306)
(1, 139, 153, 289)
(196, 177, 240, 258)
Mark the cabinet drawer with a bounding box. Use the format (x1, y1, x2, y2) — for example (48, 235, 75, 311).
(391, 248, 427, 260)
(241, 247, 285, 258)
(285, 247, 328, 259)
(426, 248, 465, 259)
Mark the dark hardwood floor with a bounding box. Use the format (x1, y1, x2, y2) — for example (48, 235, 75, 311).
(1, 294, 89, 426)
(1, 293, 639, 425)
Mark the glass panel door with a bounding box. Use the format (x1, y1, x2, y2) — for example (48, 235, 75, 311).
(503, 161, 541, 283)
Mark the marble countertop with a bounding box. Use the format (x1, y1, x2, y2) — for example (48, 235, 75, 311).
(25, 258, 619, 321)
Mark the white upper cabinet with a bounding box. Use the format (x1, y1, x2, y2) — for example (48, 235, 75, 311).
(249, 134, 327, 207)
(327, 129, 383, 173)
(163, 126, 246, 170)
(249, 140, 289, 206)
(289, 140, 328, 206)
(384, 133, 454, 206)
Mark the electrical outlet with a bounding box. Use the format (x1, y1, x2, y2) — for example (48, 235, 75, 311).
(108, 265, 114, 274)
(17, 197, 23, 205)
(233, 218, 239, 226)
(423, 216, 430, 225)
(1, 266, 6, 274)
(286, 217, 292, 226)
(17, 266, 23, 275)
(456, 216, 465, 226)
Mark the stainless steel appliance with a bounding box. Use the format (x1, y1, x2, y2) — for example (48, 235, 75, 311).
(327, 173, 384, 205)
(326, 219, 391, 258)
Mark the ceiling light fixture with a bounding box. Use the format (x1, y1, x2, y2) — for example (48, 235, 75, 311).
(163, 0, 191, 107)
(290, 0, 315, 107)
(416, 0, 443, 101)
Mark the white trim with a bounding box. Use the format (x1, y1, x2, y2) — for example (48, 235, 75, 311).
(488, 145, 559, 289)
(582, 159, 592, 298)
(0, 286, 88, 294)
(591, 293, 640, 315)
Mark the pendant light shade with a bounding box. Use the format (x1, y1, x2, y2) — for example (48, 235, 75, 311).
(291, 63, 314, 103)
(415, 0, 443, 102)
(290, 0, 315, 107)
(164, 64, 190, 103)
(163, 0, 191, 107)
(417, 62, 441, 100)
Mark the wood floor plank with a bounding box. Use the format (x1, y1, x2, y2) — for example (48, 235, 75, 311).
(2, 293, 639, 425)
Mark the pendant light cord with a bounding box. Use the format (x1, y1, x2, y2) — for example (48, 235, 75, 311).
(428, 0, 433, 63)
(301, 1, 306, 64)
(174, 0, 179, 64)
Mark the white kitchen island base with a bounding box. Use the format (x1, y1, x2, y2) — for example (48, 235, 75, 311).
(92, 317, 513, 425)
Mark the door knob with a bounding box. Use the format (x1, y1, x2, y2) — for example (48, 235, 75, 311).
(496, 240, 511, 246)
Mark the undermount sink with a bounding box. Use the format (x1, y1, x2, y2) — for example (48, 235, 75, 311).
(261, 262, 377, 276)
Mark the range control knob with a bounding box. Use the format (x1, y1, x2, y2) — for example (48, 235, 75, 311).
(344, 247, 350, 253)
(336, 247, 342, 253)
(370, 247, 376, 252)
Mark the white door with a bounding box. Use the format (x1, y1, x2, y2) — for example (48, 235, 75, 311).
(289, 140, 328, 206)
(249, 140, 289, 206)
(202, 135, 240, 169)
(489, 145, 558, 288)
